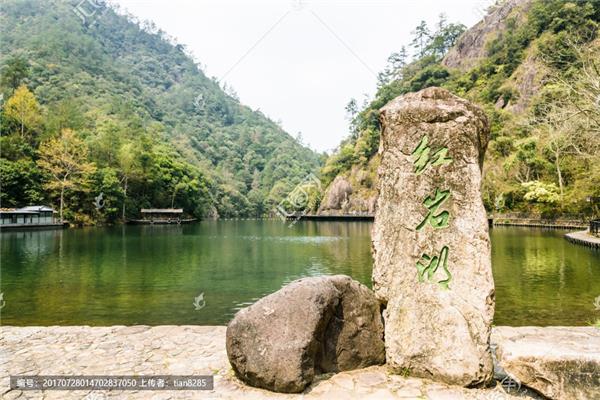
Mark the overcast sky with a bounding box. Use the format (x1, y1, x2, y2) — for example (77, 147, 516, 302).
(114, 0, 493, 152)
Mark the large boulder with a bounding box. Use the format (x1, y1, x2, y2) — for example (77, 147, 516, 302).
(372, 87, 495, 386)
(318, 176, 353, 214)
(492, 326, 600, 400)
(226, 275, 385, 393)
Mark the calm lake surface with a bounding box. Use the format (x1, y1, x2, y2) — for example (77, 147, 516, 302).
(1, 221, 599, 326)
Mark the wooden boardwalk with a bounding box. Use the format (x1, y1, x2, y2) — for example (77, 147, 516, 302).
(565, 230, 600, 249)
(290, 214, 374, 221)
(492, 220, 587, 229)
(291, 215, 584, 228)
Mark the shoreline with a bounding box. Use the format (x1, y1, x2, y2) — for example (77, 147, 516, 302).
(565, 230, 600, 249)
(2, 216, 591, 229)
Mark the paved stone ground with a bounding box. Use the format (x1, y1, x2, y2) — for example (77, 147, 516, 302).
(0, 326, 532, 400)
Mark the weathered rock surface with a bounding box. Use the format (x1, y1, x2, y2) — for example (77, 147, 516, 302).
(318, 176, 353, 213)
(319, 277, 386, 372)
(442, 0, 532, 71)
(318, 164, 379, 216)
(492, 326, 600, 400)
(372, 87, 494, 386)
(226, 275, 385, 393)
(442, 0, 542, 114)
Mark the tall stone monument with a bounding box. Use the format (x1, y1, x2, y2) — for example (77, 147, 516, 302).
(372, 87, 495, 386)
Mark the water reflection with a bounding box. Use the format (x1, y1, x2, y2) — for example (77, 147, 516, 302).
(490, 227, 599, 326)
(2, 228, 61, 262)
(1, 222, 598, 326)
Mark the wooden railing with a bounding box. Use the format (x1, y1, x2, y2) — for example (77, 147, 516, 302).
(491, 212, 586, 221)
(591, 220, 600, 236)
(489, 213, 588, 229)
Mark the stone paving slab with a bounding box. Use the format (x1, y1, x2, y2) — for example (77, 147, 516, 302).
(492, 326, 600, 400)
(1, 326, 529, 399)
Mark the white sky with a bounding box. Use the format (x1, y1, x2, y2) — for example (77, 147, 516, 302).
(114, 0, 492, 152)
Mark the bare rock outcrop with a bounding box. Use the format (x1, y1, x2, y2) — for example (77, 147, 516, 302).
(318, 176, 353, 214)
(226, 275, 385, 393)
(372, 87, 494, 386)
(442, 0, 532, 71)
(492, 326, 600, 400)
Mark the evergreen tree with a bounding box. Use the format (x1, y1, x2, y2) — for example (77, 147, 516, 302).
(377, 46, 408, 87)
(0, 56, 29, 92)
(411, 20, 431, 58)
(423, 14, 466, 59)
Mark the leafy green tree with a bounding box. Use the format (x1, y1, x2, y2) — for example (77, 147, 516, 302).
(117, 142, 139, 221)
(425, 14, 466, 58)
(0, 158, 44, 206)
(45, 99, 85, 136)
(36, 129, 96, 222)
(92, 167, 123, 223)
(0, 134, 35, 161)
(247, 189, 265, 217)
(522, 181, 560, 204)
(3, 85, 42, 139)
(345, 98, 358, 120)
(0, 55, 29, 92)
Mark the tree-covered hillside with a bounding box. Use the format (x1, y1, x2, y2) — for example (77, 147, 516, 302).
(0, 0, 321, 223)
(319, 0, 600, 218)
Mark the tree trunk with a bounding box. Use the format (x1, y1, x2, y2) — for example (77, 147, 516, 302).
(122, 176, 128, 221)
(20, 110, 25, 138)
(19, 105, 26, 138)
(59, 186, 65, 223)
(555, 150, 564, 197)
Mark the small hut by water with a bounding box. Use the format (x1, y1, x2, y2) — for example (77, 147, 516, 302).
(0, 206, 62, 230)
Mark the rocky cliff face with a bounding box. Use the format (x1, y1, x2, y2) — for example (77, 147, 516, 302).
(318, 159, 379, 215)
(442, 0, 532, 71)
(443, 0, 545, 115)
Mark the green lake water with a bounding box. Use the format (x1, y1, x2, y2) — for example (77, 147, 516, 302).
(1, 221, 598, 326)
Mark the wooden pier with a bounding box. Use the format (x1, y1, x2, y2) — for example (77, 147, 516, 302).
(285, 215, 582, 227)
(285, 213, 374, 221)
(564, 230, 600, 249)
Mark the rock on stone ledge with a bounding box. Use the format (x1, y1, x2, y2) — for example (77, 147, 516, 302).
(492, 326, 600, 400)
(226, 275, 385, 393)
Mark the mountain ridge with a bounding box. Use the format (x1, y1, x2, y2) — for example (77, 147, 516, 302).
(0, 0, 321, 222)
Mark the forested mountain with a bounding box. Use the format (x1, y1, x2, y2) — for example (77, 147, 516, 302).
(0, 0, 321, 223)
(318, 0, 600, 218)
